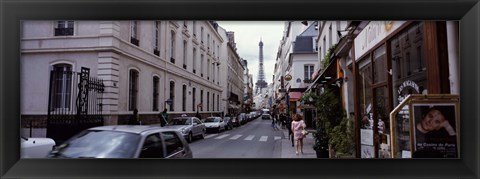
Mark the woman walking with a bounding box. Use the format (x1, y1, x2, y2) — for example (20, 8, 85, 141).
(291, 114, 306, 155)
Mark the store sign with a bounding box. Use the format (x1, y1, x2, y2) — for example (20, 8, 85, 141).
(397, 80, 420, 103)
(354, 21, 405, 61)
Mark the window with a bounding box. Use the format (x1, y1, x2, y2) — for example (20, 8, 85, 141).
(323, 37, 326, 59)
(50, 64, 73, 110)
(153, 76, 160, 111)
(193, 21, 197, 37)
(217, 94, 219, 111)
(201, 54, 204, 77)
(328, 24, 332, 47)
(154, 21, 160, 56)
(182, 85, 187, 111)
(358, 59, 373, 130)
(139, 133, 164, 158)
(54, 21, 74, 36)
(201, 27, 204, 43)
(129, 69, 139, 111)
(207, 92, 210, 111)
(130, 21, 139, 46)
(183, 40, 187, 69)
(162, 132, 184, 157)
(193, 48, 197, 73)
(207, 59, 210, 80)
(213, 40, 216, 54)
(170, 31, 176, 63)
(200, 90, 204, 111)
(304, 65, 314, 81)
(207, 34, 210, 50)
(192, 87, 196, 111)
(169, 81, 175, 111)
(212, 93, 215, 111)
(373, 45, 387, 84)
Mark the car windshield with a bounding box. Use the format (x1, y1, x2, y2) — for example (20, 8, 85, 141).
(204, 118, 219, 123)
(169, 118, 191, 125)
(50, 130, 141, 158)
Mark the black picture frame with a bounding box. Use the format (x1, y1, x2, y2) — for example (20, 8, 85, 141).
(1, 0, 479, 178)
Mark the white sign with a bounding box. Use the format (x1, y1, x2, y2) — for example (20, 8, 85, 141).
(360, 129, 374, 145)
(354, 21, 405, 61)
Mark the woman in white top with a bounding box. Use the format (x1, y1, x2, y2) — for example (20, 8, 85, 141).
(291, 114, 306, 155)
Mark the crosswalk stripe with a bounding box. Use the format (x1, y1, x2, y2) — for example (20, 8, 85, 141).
(259, 136, 268, 142)
(204, 134, 218, 139)
(274, 136, 281, 140)
(229, 134, 242, 140)
(244, 135, 255, 141)
(215, 134, 230, 139)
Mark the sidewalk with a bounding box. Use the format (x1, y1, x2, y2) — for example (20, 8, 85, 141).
(279, 125, 316, 158)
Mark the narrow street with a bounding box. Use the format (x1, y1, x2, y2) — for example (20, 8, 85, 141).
(190, 117, 284, 158)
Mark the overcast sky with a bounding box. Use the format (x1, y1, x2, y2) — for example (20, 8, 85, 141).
(217, 21, 285, 87)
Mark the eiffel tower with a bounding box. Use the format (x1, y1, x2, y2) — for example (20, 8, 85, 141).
(255, 39, 268, 94)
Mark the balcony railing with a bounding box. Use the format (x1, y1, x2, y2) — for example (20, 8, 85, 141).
(130, 37, 139, 46)
(54, 28, 73, 36)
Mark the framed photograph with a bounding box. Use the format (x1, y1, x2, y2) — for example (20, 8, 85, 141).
(411, 101, 460, 158)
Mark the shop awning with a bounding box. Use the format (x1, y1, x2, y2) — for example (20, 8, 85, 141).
(288, 92, 303, 101)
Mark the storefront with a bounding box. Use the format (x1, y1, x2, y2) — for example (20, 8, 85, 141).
(351, 21, 459, 158)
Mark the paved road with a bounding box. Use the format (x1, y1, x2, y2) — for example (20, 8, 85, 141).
(189, 117, 285, 158)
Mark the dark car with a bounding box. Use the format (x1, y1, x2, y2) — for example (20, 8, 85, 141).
(47, 125, 192, 158)
(223, 116, 234, 130)
(231, 116, 241, 127)
(262, 114, 271, 120)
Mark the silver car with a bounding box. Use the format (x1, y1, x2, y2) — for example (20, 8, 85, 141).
(203, 117, 227, 133)
(163, 117, 206, 142)
(47, 125, 192, 158)
(21, 137, 56, 158)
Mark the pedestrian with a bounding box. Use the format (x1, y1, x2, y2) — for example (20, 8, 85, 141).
(158, 108, 169, 127)
(195, 111, 202, 121)
(291, 114, 306, 155)
(128, 108, 140, 125)
(284, 114, 294, 147)
(271, 115, 278, 130)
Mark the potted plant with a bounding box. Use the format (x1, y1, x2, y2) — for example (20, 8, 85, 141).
(328, 116, 355, 158)
(313, 87, 344, 158)
(312, 128, 329, 158)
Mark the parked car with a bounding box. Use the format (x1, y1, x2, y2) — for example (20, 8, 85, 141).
(231, 116, 241, 127)
(238, 113, 247, 125)
(261, 114, 271, 120)
(21, 137, 56, 158)
(223, 116, 234, 130)
(203, 117, 227, 133)
(47, 125, 192, 158)
(248, 112, 257, 120)
(163, 116, 206, 142)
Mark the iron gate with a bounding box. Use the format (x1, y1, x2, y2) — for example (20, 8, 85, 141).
(47, 67, 104, 144)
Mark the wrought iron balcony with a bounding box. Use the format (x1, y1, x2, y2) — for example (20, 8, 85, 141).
(130, 37, 139, 46)
(54, 28, 73, 36)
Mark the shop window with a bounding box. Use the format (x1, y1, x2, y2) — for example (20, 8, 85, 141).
(358, 60, 373, 130)
(373, 45, 387, 84)
(390, 22, 427, 106)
